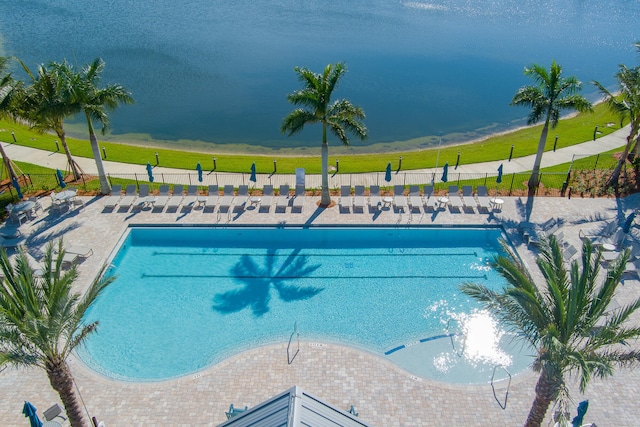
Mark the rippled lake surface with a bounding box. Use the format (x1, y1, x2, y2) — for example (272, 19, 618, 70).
(1, 1, 639, 149)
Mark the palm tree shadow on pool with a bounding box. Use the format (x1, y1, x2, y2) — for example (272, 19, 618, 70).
(212, 248, 323, 317)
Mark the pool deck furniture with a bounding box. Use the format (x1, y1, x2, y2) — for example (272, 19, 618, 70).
(339, 186, 353, 210)
(103, 185, 123, 209)
(219, 185, 236, 210)
(118, 185, 139, 210)
(422, 185, 437, 210)
(408, 185, 421, 211)
(382, 196, 393, 208)
(8, 202, 31, 224)
(490, 197, 504, 211)
(260, 185, 273, 211)
(393, 185, 408, 212)
(447, 186, 463, 209)
(437, 196, 449, 210)
(182, 185, 200, 208)
(167, 185, 185, 210)
(461, 186, 475, 210)
(276, 185, 290, 210)
(293, 185, 305, 211)
(134, 185, 151, 210)
(205, 185, 219, 209)
(237, 185, 250, 209)
(354, 186, 366, 210)
(475, 186, 492, 211)
(43, 403, 66, 423)
(153, 185, 170, 210)
(369, 185, 381, 210)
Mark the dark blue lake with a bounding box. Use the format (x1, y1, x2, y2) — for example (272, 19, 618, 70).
(1, 1, 639, 151)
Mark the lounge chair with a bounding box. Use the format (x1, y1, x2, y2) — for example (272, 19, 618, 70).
(103, 184, 122, 209)
(133, 184, 150, 210)
(6, 203, 27, 225)
(118, 184, 138, 210)
(461, 186, 475, 209)
(447, 185, 463, 209)
(293, 184, 305, 211)
(276, 184, 290, 210)
(153, 185, 170, 210)
(205, 185, 219, 208)
(475, 185, 492, 211)
(219, 185, 235, 210)
(182, 185, 199, 208)
(339, 185, 352, 210)
(579, 220, 618, 242)
(393, 185, 408, 212)
(354, 185, 366, 210)
(260, 185, 273, 210)
(519, 217, 556, 238)
(526, 222, 561, 247)
(409, 185, 422, 211)
(225, 404, 248, 420)
(563, 244, 578, 262)
(167, 184, 185, 209)
(422, 185, 437, 210)
(236, 185, 250, 209)
(369, 185, 381, 210)
(49, 192, 67, 213)
(623, 258, 640, 280)
(582, 226, 626, 249)
(43, 403, 67, 422)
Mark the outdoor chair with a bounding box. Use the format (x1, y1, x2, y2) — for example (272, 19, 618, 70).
(339, 185, 352, 210)
(103, 184, 122, 209)
(260, 184, 273, 210)
(225, 403, 248, 420)
(475, 186, 492, 211)
(293, 185, 305, 211)
(461, 186, 475, 210)
(369, 185, 381, 210)
(205, 185, 219, 208)
(167, 184, 184, 209)
(43, 403, 67, 422)
(354, 185, 366, 210)
(409, 185, 422, 211)
(276, 184, 290, 210)
(447, 185, 463, 209)
(393, 185, 408, 212)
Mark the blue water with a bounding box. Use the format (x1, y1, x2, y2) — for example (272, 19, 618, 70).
(1, 1, 639, 149)
(79, 226, 532, 383)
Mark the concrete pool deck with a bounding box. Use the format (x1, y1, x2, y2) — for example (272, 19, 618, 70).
(1, 193, 640, 426)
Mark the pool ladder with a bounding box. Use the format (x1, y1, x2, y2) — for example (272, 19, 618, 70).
(491, 365, 511, 410)
(287, 321, 300, 365)
(446, 319, 466, 357)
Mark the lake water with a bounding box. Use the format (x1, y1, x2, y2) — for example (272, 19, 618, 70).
(1, 1, 639, 151)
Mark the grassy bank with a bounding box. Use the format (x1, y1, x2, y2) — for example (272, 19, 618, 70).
(0, 102, 625, 174)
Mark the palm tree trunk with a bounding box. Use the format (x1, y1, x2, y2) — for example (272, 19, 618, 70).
(320, 123, 331, 206)
(524, 367, 561, 427)
(85, 112, 111, 194)
(528, 119, 550, 198)
(607, 123, 639, 187)
(56, 130, 82, 181)
(46, 359, 87, 427)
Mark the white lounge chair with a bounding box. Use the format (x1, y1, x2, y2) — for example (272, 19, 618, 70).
(293, 185, 305, 211)
(153, 185, 170, 210)
(276, 185, 290, 210)
(205, 185, 218, 208)
(408, 185, 421, 211)
(354, 185, 366, 210)
(447, 185, 463, 209)
(339, 186, 352, 210)
(236, 185, 250, 209)
(219, 185, 235, 210)
(167, 184, 184, 210)
(133, 184, 150, 210)
(563, 244, 578, 263)
(118, 185, 138, 210)
(369, 185, 381, 210)
(182, 185, 199, 208)
(422, 185, 437, 210)
(461, 186, 475, 210)
(103, 184, 122, 209)
(393, 185, 408, 212)
(579, 220, 618, 242)
(475, 185, 492, 211)
(260, 185, 273, 211)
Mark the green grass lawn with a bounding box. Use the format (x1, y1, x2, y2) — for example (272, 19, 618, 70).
(0, 102, 626, 174)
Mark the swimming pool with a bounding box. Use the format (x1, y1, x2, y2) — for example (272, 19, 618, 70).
(79, 226, 533, 382)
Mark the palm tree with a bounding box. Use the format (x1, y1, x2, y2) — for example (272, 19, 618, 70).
(0, 240, 114, 427)
(281, 63, 367, 206)
(460, 236, 640, 427)
(0, 56, 21, 182)
(54, 58, 133, 194)
(19, 60, 83, 180)
(511, 61, 592, 197)
(592, 42, 640, 188)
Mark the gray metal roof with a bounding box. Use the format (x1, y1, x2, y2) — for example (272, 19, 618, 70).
(216, 386, 372, 427)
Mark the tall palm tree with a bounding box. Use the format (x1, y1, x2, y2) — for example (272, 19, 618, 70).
(0, 240, 114, 427)
(511, 61, 592, 197)
(54, 58, 133, 194)
(0, 56, 21, 182)
(592, 42, 640, 188)
(19, 60, 83, 180)
(281, 63, 367, 206)
(461, 236, 640, 427)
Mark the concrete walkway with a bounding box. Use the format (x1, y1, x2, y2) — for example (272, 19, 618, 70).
(0, 125, 631, 181)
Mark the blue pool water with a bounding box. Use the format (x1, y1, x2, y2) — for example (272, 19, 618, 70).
(79, 226, 533, 382)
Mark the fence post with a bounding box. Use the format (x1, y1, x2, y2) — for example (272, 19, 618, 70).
(593, 154, 600, 170)
(484, 173, 488, 186)
(509, 173, 515, 196)
(135, 174, 139, 188)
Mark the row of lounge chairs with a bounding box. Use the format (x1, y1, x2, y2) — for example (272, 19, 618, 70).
(104, 184, 307, 212)
(340, 184, 499, 212)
